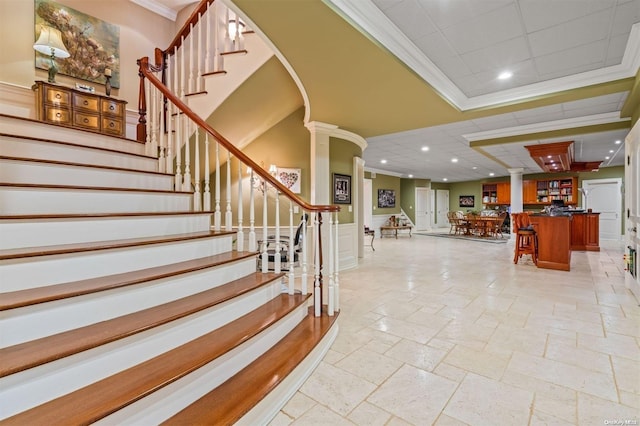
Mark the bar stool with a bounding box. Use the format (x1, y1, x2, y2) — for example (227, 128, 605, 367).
(512, 213, 537, 265)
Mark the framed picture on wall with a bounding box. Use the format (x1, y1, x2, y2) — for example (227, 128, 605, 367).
(333, 173, 351, 204)
(276, 167, 301, 193)
(459, 195, 474, 207)
(378, 189, 395, 208)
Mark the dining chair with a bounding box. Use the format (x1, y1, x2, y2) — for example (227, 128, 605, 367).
(512, 212, 537, 264)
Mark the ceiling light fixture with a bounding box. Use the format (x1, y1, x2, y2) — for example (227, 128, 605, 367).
(605, 156, 610, 160)
(421, 146, 429, 152)
(609, 150, 614, 153)
(498, 71, 513, 80)
(472, 166, 478, 170)
(451, 158, 458, 163)
(489, 172, 495, 176)
(615, 140, 621, 144)
(443, 178, 448, 181)
(380, 159, 387, 164)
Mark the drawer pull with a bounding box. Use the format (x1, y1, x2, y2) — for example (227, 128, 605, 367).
(109, 122, 115, 127)
(55, 93, 61, 99)
(56, 112, 61, 118)
(109, 105, 115, 111)
(83, 118, 89, 123)
(83, 100, 89, 106)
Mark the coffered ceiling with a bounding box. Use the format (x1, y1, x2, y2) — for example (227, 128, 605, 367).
(136, 0, 639, 182)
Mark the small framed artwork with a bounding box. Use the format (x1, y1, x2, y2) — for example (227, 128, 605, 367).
(459, 195, 475, 207)
(378, 189, 396, 208)
(276, 167, 301, 194)
(333, 173, 351, 204)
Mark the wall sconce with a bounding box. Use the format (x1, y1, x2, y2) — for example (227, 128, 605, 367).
(228, 19, 245, 38)
(247, 163, 277, 193)
(34, 25, 70, 84)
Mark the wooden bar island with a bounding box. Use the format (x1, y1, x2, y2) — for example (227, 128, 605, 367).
(528, 212, 600, 271)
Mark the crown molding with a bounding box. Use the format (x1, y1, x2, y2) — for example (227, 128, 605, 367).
(463, 112, 631, 143)
(325, 0, 640, 111)
(364, 166, 404, 178)
(130, 0, 178, 21)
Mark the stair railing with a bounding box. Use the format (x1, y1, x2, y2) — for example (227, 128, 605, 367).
(137, 56, 340, 317)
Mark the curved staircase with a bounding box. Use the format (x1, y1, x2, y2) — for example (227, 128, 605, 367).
(0, 114, 339, 424)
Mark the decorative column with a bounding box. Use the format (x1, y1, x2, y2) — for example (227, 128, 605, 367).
(509, 167, 524, 239)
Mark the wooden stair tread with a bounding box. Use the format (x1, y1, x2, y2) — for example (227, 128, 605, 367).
(0, 211, 213, 220)
(0, 154, 173, 177)
(1, 294, 310, 425)
(165, 307, 338, 425)
(0, 271, 283, 377)
(0, 250, 255, 311)
(0, 182, 192, 194)
(0, 230, 234, 260)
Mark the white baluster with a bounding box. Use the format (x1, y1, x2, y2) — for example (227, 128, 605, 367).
(334, 211, 340, 312)
(237, 159, 244, 251)
(225, 149, 232, 231)
(249, 168, 256, 251)
(158, 85, 165, 173)
(203, 133, 211, 210)
(144, 79, 151, 151)
(182, 118, 191, 192)
(166, 67, 173, 175)
(288, 202, 295, 294)
(180, 36, 185, 99)
(224, 8, 231, 52)
(174, 98, 182, 191)
(150, 85, 158, 160)
(214, 141, 221, 230)
(301, 210, 308, 295)
(188, 24, 194, 94)
(193, 126, 201, 210)
(261, 187, 268, 273)
(328, 214, 335, 316)
(214, 2, 222, 71)
(274, 190, 281, 273)
(314, 213, 321, 317)
(205, 3, 211, 73)
(197, 14, 202, 92)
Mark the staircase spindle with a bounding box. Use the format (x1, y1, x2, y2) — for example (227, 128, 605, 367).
(274, 190, 281, 273)
(205, 3, 211, 73)
(193, 126, 201, 210)
(166, 64, 173, 174)
(301, 211, 308, 295)
(182, 118, 191, 192)
(237, 159, 244, 251)
(180, 36, 186, 98)
(248, 168, 256, 251)
(225, 149, 232, 231)
(328, 214, 334, 316)
(214, 141, 221, 230)
(197, 14, 203, 92)
(203, 133, 211, 210)
(214, 2, 222, 71)
(158, 85, 166, 173)
(288, 202, 294, 294)
(188, 24, 194, 93)
(261, 187, 268, 273)
(314, 213, 321, 316)
(150, 85, 158, 158)
(334, 212, 340, 313)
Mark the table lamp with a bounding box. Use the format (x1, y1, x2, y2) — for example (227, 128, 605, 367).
(34, 25, 70, 83)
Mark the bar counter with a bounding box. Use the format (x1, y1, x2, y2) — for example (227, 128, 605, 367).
(528, 212, 600, 271)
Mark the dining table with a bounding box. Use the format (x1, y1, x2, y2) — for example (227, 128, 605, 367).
(462, 215, 502, 237)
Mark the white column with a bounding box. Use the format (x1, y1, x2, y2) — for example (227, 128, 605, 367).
(509, 167, 524, 240)
(306, 121, 333, 205)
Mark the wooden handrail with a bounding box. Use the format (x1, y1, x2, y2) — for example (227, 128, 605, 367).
(137, 56, 339, 214)
(160, 0, 215, 66)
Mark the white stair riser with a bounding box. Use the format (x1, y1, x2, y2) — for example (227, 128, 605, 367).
(0, 159, 173, 191)
(0, 116, 145, 156)
(0, 135, 158, 172)
(0, 235, 233, 291)
(96, 301, 308, 425)
(0, 257, 258, 348)
(0, 187, 192, 215)
(0, 278, 284, 419)
(0, 214, 212, 250)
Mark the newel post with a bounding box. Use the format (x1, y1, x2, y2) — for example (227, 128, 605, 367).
(136, 58, 148, 143)
(314, 212, 324, 316)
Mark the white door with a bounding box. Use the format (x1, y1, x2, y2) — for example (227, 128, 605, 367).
(436, 189, 449, 228)
(583, 178, 622, 240)
(363, 178, 372, 228)
(415, 187, 431, 231)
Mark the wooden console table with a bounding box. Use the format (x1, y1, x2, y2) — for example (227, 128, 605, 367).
(33, 81, 127, 137)
(380, 225, 412, 239)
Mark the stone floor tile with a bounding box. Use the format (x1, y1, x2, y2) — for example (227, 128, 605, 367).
(384, 339, 448, 372)
(346, 401, 392, 426)
(335, 348, 403, 385)
(577, 392, 640, 425)
(281, 392, 317, 419)
(443, 344, 510, 380)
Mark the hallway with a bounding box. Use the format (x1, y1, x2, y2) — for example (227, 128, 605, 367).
(270, 233, 639, 425)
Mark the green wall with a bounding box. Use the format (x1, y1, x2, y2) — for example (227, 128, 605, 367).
(329, 137, 363, 224)
(366, 172, 401, 217)
(400, 178, 429, 223)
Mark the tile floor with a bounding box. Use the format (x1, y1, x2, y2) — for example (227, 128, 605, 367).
(270, 231, 640, 425)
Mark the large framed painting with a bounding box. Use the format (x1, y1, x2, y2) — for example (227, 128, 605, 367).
(35, 0, 120, 88)
(378, 189, 396, 208)
(333, 173, 351, 204)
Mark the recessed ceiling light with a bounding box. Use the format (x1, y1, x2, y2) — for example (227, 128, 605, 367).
(408, 174, 413, 178)
(451, 158, 458, 163)
(472, 166, 478, 170)
(489, 172, 495, 176)
(380, 159, 387, 164)
(498, 71, 513, 80)
(547, 155, 552, 158)
(609, 150, 614, 153)
(421, 146, 429, 152)
(605, 156, 610, 160)
(615, 140, 621, 144)
(443, 178, 448, 182)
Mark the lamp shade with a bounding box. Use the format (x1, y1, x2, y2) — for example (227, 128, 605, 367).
(34, 26, 70, 59)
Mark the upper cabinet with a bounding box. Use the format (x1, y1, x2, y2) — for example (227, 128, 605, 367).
(482, 177, 578, 207)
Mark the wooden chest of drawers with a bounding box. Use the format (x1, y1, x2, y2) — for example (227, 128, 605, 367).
(33, 81, 127, 138)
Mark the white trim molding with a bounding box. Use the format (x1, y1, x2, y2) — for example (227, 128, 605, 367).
(324, 0, 640, 112)
(0, 82, 36, 119)
(129, 0, 178, 21)
(305, 121, 368, 151)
